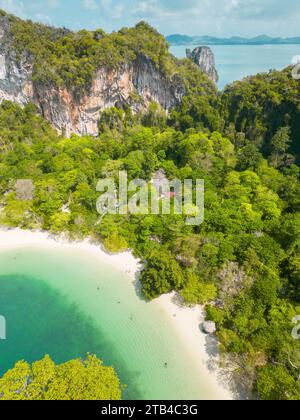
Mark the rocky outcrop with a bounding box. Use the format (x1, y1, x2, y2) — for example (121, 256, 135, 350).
(202, 321, 217, 335)
(0, 20, 34, 108)
(34, 56, 185, 137)
(0, 18, 185, 137)
(186, 46, 219, 83)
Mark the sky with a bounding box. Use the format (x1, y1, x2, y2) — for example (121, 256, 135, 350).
(0, 0, 299, 37)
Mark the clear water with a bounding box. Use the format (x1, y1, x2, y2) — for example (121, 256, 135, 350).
(170, 44, 300, 89)
(0, 246, 221, 400)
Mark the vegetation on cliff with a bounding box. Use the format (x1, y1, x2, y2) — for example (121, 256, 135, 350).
(0, 9, 220, 134)
(0, 11, 169, 93)
(1, 9, 214, 103)
(221, 68, 300, 167)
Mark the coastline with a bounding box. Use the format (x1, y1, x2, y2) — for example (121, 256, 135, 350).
(0, 227, 233, 400)
(0, 227, 141, 281)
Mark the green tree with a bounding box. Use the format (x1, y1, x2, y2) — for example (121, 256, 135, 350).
(237, 143, 263, 171)
(104, 230, 129, 253)
(180, 273, 217, 305)
(140, 249, 185, 299)
(270, 127, 291, 167)
(256, 365, 300, 400)
(0, 354, 122, 400)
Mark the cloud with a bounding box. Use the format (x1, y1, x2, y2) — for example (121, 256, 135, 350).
(82, 0, 97, 10)
(0, 0, 299, 37)
(35, 13, 52, 25)
(217, 0, 300, 20)
(0, 0, 25, 16)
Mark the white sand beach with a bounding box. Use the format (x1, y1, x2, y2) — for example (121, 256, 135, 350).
(0, 228, 141, 280)
(0, 227, 233, 400)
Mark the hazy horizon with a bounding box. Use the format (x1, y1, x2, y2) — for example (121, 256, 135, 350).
(167, 33, 300, 39)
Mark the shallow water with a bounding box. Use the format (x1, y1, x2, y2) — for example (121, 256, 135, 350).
(0, 246, 220, 399)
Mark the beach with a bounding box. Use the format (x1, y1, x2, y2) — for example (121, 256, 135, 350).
(0, 227, 233, 400)
(0, 228, 141, 280)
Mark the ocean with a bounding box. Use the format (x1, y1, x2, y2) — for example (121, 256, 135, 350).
(170, 44, 300, 89)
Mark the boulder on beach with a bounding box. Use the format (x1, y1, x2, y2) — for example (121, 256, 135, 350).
(202, 321, 216, 335)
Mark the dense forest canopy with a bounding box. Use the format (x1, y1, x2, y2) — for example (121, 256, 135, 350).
(0, 10, 299, 400)
(0, 96, 299, 399)
(221, 68, 300, 167)
(0, 354, 122, 400)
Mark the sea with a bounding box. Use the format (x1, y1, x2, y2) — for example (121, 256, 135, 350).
(170, 44, 300, 89)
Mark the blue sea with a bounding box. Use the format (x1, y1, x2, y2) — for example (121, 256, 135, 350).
(170, 44, 300, 90)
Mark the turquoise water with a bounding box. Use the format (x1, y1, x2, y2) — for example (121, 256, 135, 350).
(0, 246, 220, 400)
(170, 44, 300, 89)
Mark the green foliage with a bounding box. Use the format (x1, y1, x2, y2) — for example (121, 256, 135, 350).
(180, 273, 217, 305)
(3, 13, 180, 98)
(104, 230, 129, 253)
(0, 10, 220, 132)
(0, 87, 299, 399)
(256, 365, 300, 400)
(221, 68, 300, 166)
(140, 249, 185, 299)
(270, 126, 292, 168)
(0, 354, 122, 400)
(169, 60, 221, 132)
(0, 13, 299, 398)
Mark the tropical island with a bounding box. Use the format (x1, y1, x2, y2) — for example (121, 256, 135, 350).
(0, 9, 299, 400)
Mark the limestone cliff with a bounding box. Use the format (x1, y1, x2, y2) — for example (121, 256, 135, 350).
(186, 46, 219, 83)
(0, 14, 185, 137)
(32, 56, 185, 137)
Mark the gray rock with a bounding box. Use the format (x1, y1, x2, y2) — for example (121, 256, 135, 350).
(186, 46, 219, 83)
(202, 321, 217, 335)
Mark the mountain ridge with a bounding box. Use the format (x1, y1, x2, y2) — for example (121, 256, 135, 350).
(167, 33, 300, 45)
(0, 9, 217, 137)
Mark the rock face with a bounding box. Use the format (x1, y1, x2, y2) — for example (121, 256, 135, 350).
(186, 46, 219, 83)
(35, 56, 185, 137)
(202, 321, 217, 335)
(0, 18, 185, 137)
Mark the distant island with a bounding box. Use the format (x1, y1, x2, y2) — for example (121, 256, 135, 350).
(166, 34, 300, 46)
